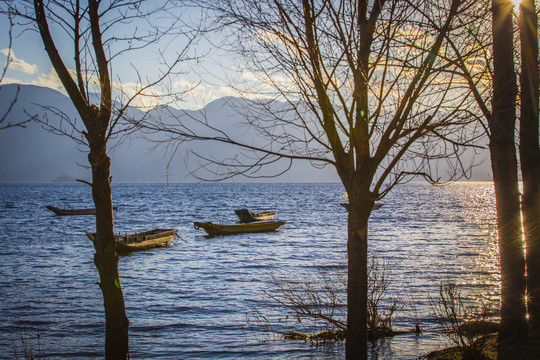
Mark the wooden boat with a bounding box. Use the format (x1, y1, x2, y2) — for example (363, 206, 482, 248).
(234, 208, 276, 223)
(194, 220, 285, 236)
(46, 205, 118, 216)
(340, 193, 383, 211)
(340, 203, 384, 211)
(86, 228, 177, 254)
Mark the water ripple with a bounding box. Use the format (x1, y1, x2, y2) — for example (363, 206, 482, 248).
(0, 182, 499, 359)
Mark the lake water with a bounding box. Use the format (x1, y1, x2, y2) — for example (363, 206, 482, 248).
(0, 182, 499, 359)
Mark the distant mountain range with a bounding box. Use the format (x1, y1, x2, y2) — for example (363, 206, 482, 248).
(0, 84, 339, 183)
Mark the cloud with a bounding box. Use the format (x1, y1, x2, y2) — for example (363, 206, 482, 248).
(31, 68, 64, 90)
(114, 81, 170, 110)
(170, 79, 240, 109)
(0, 49, 38, 75)
(30, 68, 102, 94)
(172, 78, 200, 93)
(0, 77, 23, 85)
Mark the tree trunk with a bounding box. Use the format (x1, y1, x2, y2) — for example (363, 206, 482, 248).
(490, 142, 528, 339)
(346, 196, 372, 360)
(519, 0, 540, 334)
(491, 0, 528, 340)
(33, 0, 129, 356)
(89, 139, 130, 359)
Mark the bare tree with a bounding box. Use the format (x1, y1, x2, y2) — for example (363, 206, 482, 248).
(143, 0, 479, 358)
(2, 1, 196, 358)
(445, 0, 531, 339)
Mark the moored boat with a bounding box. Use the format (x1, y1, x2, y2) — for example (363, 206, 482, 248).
(86, 228, 177, 254)
(46, 205, 118, 216)
(234, 208, 276, 223)
(194, 220, 285, 236)
(340, 202, 383, 211)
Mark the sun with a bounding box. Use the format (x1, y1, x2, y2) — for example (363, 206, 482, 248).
(512, 0, 521, 7)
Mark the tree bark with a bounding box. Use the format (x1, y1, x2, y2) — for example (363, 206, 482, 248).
(346, 193, 372, 360)
(491, 0, 528, 340)
(33, 1, 130, 357)
(89, 133, 130, 359)
(519, 0, 540, 334)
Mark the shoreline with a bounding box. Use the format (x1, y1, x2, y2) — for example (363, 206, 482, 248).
(425, 333, 540, 360)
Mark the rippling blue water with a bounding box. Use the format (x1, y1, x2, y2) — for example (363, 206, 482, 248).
(0, 182, 499, 359)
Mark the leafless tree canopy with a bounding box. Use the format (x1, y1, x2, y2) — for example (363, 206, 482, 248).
(141, 5, 484, 356)
(2, 0, 199, 148)
(143, 0, 484, 193)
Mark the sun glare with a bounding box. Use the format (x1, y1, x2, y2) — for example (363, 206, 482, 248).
(512, 0, 521, 8)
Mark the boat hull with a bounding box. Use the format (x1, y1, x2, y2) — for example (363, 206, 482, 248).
(194, 220, 285, 236)
(234, 209, 275, 223)
(46, 205, 118, 216)
(340, 203, 383, 211)
(87, 228, 177, 254)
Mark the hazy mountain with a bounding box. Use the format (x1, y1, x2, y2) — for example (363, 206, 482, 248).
(0, 84, 339, 183)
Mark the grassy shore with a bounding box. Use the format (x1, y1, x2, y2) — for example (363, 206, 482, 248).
(425, 333, 540, 360)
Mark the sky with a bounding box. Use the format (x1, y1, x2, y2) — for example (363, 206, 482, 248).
(0, 3, 239, 111)
(0, 2, 495, 183)
(0, 3, 282, 183)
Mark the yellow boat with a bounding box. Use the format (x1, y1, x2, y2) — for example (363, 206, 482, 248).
(193, 220, 285, 236)
(234, 208, 276, 223)
(87, 228, 178, 254)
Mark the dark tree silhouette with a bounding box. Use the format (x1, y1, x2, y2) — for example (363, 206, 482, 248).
(143, 1, 478, 358)
(447, 0, 529, 340)
(518, 0, 540, 336)
(490, 0, 528, 339)
(2, 1, 197, 358)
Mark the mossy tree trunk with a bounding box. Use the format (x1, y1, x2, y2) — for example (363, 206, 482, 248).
(33, 0, 130, 357)
(88, 132, 129, 359)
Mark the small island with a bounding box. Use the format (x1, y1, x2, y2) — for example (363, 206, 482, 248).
(51, 173, 75, 183)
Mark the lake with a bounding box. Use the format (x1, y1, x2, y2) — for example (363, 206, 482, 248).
(0, 182, 499, 359)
